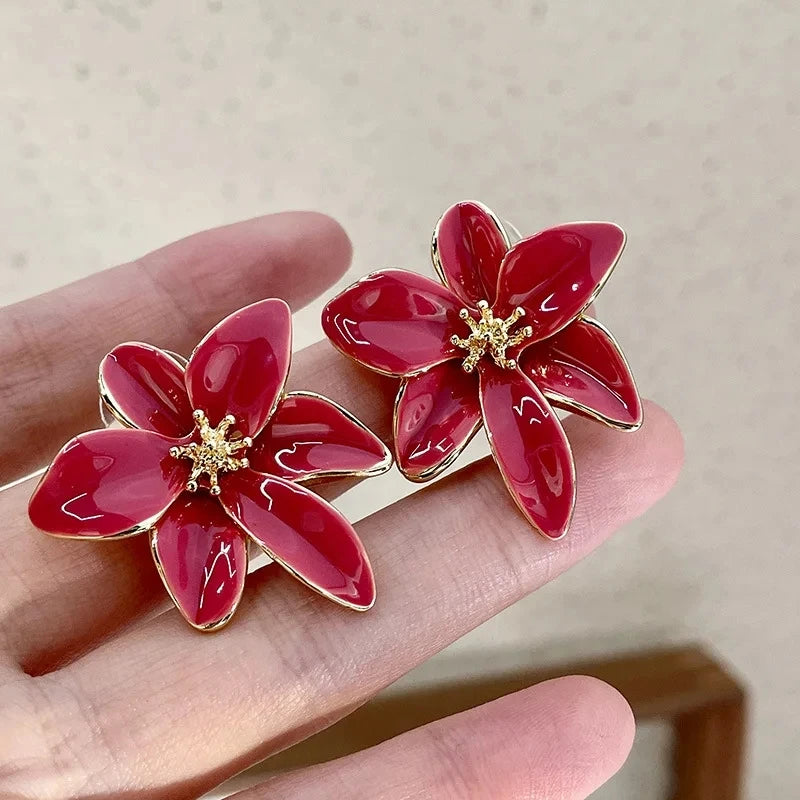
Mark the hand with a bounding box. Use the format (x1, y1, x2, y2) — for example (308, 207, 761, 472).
(0, 213, 683, 799)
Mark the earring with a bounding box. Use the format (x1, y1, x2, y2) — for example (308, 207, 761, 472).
(29, 299, 391, 630)
(322, 200, 642, 540)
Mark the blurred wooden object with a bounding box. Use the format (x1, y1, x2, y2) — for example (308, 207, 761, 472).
(269, 645, 746, 799)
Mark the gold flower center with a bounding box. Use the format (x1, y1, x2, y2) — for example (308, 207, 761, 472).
(450, 300, 533, 373)
(170, 410, 251, 496)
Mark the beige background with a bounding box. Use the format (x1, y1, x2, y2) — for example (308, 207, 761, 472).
(2, 1, 798, 797)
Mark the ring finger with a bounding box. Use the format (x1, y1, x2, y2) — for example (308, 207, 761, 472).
(235, 677, 635, 800)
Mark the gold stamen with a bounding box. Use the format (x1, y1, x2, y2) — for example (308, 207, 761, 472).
(451, 301, 533, 373)
(171, 410, 251, 495)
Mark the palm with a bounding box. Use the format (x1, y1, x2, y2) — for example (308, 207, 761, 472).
(0, 213, 682, 799)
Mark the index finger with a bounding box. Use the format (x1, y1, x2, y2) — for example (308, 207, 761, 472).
(0, 211, 352, 485)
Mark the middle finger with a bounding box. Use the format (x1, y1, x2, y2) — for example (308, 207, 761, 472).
(23, 401, 681, 798)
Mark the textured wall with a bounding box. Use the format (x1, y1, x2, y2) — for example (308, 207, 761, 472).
(2, 1, 798, 797)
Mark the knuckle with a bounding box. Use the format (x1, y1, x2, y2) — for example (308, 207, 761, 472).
(447, 461, 533, 594)
(420, 725, 478, 796)
(0, 673, 120, 800)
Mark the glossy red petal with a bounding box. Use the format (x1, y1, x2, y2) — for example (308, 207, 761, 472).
(322, 269, 463, 377)
(432, 201, 510, 306)
(249, 391, 391, 481)
(220, 470, 375, 610)
(100, 342, 193, 436)
(521, 317, 642, 429)
(394, 360, 482, 481)
(185, 299, 292, 438)
(29, 429, 188, 538)
(478, 364, 575, 539)
(494, 222, 626, 343)
(151, 493, 248, 630)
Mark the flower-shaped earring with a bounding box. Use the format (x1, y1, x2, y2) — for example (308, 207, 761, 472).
(29, 299, 391, 630)
(322, 201, 642, 540)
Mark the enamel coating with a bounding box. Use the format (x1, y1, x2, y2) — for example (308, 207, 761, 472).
(394, 360, 482, 481)
(186, 299, 292, 437)
(30, 298, 387, 627)
(521, 316, 643, 429)
(432, 200, 509, 306)
(151, 494, 248, 630)
(249, 391, 391, 481)
(321, 269, 464, 377)
(320, 203, 638, 539)
(494, 222, 626, 342)
(28, 429, 189, 537)
(220, 470, 376, 610)
(478, 364, 575, 539)
(100, 343, 194, 437)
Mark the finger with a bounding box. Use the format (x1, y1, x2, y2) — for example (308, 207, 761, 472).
(236, 676, 634, 800)
(14, 401, 681, 798)
(0, 211, 352, 485)
(0, 339, 395, 673)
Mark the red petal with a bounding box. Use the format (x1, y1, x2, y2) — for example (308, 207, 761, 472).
(249, 392, 391, 481)
(220, 470, 375, 610)
(432, 201, 510, 306)
(394, 360, 482, 481)
(322, 269, 463, 377)
(478, 365, 575, 539)
(29, 429, 188, 538)
(521, 317, 642, 429)
(185, 299, 292, 438)
(100, 342, 193, 436)
(494, 222, 626, 342)
(151, 494, 248, 630)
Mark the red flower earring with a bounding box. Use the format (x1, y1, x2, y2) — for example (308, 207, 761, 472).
(322, 201, 642, 540)
(29, 299, 391, 630)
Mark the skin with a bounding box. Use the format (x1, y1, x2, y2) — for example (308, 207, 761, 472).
(0, 212, 684, 800)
